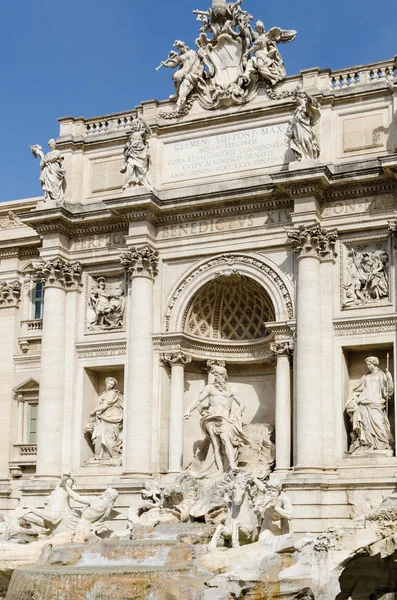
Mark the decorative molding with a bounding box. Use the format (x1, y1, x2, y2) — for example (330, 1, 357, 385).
(76, 340, 127, 359)
(0, 280, 21, 308)
(14, 354, 41, 371)
(0, 211, 24, 229)
(161, 351, 192, 367)
(32, 258, 83, 291)
(334, 316, 397, 337)
(266, 321, 296, 342)
(153, 333, 274, 363)
(165, 253, 294, 332)
(287, 224, 338, 260)
(120, 245, 159, 279)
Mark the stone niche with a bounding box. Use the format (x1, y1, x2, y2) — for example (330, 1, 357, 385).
(342, 347, 395, 456)
(181, 361, 275, 469)
(81, 366, 125, 466)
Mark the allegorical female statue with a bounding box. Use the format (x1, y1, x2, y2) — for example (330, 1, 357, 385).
(120, 117, 152, 191)
(345, 356, 394, 456)
(286, 87, 321, 161)
(84, 377, 124, 465)
(30, 139, 66, 202)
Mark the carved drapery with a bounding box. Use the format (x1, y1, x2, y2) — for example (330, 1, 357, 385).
(32, 259, 82, 291)
(120, 245, 159, 280)
(287, 225, 338, 260)
(0, 280, 21, 308)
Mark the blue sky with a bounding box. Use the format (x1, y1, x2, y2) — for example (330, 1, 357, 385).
(0, 0, 396, 202)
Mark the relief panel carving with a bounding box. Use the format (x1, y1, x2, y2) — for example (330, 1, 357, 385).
(86, 275, 126, 333)
(341, 239, 392, 310)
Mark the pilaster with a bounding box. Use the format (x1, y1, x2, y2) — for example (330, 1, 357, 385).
(0, 280, 21, 480)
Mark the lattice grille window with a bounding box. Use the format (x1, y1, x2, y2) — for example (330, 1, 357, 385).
(184, 275, 275, 340)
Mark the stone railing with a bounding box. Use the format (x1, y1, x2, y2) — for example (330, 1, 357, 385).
(85, 114, 136, 136)
(20, 319, 43, 336)
(19, 444, 37, 456)
(330, 59, 397, 90)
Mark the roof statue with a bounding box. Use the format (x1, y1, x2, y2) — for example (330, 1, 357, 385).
(157, 0, 296, 115)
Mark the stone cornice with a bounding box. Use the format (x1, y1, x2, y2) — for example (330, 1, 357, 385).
(0, 280, 21, 308)
(287, 224, 338, 260)
(333, 315, 397, 336)
(153, 332, 274, 363)
(32, 259, 83, 291)
(120, 245, 159, 279)
(75, 340, 127, 359)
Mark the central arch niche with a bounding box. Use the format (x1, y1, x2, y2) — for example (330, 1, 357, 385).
(183, 274, 275, 342)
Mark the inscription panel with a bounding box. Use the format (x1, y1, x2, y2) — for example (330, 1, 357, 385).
(162, 123, 292, 183)
(158, 210, 291, 239)
(72, 231, 127, 252)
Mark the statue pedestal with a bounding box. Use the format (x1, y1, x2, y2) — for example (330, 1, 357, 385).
(288, 159, 320, 170)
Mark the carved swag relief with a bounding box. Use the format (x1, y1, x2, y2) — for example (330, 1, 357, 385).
(342, 242, 390, 309)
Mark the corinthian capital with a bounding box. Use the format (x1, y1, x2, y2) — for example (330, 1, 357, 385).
(270, 340, 294, 358)
(287, 224, 338, 260)
(161, 352, 192, 367)
(32, 258, 82, 290)
(0, 280, 21, 308)
(120, 245, 159, 279)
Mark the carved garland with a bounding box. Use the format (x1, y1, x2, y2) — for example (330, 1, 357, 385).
(165, 254, 293, 332)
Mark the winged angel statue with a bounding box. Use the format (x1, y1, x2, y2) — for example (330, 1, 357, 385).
(157, 0, 296, 114)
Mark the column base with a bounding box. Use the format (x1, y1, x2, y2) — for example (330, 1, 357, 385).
(292, 465, 340, 477)
(273, 468, 292, 478)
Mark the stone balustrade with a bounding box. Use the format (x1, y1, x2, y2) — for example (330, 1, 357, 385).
(20, 319, 43, 335)
(330, 59, 397, 90)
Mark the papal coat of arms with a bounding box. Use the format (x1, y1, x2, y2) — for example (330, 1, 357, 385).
(157, 0, 296, 115)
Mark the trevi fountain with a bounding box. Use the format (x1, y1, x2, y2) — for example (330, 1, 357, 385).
(1, 0, 397, 598)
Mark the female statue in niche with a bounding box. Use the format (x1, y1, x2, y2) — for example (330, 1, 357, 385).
(345, 356, 394, 456)
(84, 377, 124, 466)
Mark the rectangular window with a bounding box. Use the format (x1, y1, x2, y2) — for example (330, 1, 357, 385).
(34, 283, 44, 320)
(28, 403, 38, 444)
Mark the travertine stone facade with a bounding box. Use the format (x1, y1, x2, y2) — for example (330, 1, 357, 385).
(1, 50, 397, 535)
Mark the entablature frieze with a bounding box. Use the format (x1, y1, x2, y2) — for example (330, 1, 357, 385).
(153, 332, 274, 363)
(333, 315, 397, 337)
(75, 340, 127, 360)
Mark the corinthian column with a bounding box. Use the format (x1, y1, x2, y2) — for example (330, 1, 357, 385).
(287, 225, 337, 471)
(33, 259, 82, 478)
(161, 352, 192, 473)
(270, 340, 294, 474)
(0, 281, 21, 479)
(120, 246, 159, 475)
